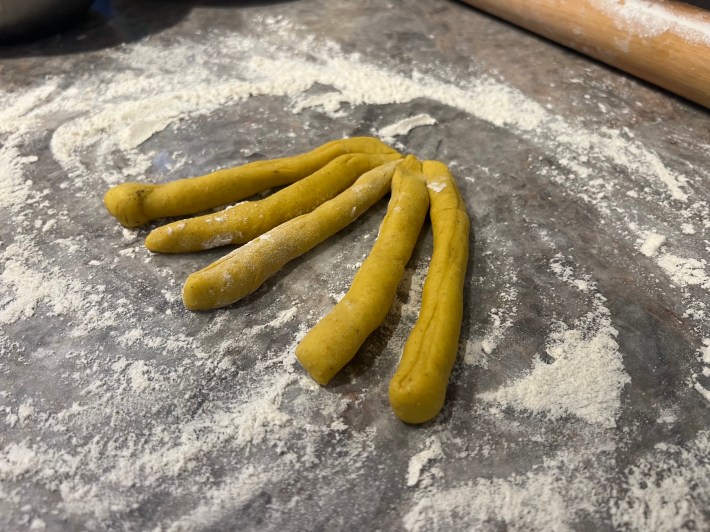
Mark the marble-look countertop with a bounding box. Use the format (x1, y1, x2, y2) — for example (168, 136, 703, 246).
(1, 1, 709, 530)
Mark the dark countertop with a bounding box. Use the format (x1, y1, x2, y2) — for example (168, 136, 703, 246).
(1, 1, 709, 530)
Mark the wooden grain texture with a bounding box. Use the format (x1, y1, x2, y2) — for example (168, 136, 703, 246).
(462, 0, 710, 109)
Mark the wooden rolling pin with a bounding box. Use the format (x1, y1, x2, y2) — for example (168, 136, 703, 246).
(461, 0, 710, 109)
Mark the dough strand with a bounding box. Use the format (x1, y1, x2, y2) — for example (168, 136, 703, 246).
(295, 155, 430, 385)
(145, 153, 401, 253)
(388, 160, 470, 424)
(182, 159, 403, 310)
(103, 136, 399, 227)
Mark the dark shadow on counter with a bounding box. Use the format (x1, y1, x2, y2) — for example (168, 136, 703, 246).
(0, 0, 298, 59)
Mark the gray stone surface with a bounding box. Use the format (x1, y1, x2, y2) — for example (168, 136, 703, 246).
(1, 1, 709, 530)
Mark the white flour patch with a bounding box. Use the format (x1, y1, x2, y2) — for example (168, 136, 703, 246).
(407, 437, 444, 487)
(125, 360, 155, 392)
(405, 430, 710, 532)
(426, 181, 446, 193)
(66, 38, 698, 202)
(0, 237, 95, 325)
(700, 340, 710, 366)
(480, 259, 630, 428)
(0, 442, 39, 480)
(377, 113, 437, 141)
(165, 466, 273, 531)
(243, 306, 299, 337)
(693, 337, 710, 401)
(269, 306, 299, 328)
(695, 383, 710, 402)
(657, 253, 710, 289)
(550, 253, 597, 292)
(0, 134, 44, 214)
(595, 0, 710, 47)
(480, 297, 630, 427)
(681, 223, 696, 235)
(403, 449, 603, 531)
(639, 232, 666, 257)
(610, 431, 710, 530)
(0, 20, 692, 207)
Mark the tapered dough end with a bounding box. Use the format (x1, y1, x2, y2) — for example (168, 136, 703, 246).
(104, 183, 156, 227)
(295, 340, 339, 385)
(388, 377, 446, 424)
(144, 228, 170, 253)
(145, 223, 197, 253)
(182, 272, 224, 311)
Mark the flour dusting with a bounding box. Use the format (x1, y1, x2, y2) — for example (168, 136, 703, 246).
(480, 258, 630, 428)
(595, 0, 710, 46)
(377, 113, 437, 142)
(657, 253, 710, 289)
(407, 437, 444, 487)
(639, 232, 666, 257)
(0, 9, 707, 531)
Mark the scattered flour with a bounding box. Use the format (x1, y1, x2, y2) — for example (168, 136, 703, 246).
(0, 237, 95, 325)
(243, 306, 299, 336)
(0, 23, 688, 204)
(610, 432, 710, 530)
(694, 383, 710, 403)
(403, 448, 602, 531)
(377, 113, 437, 141)
(595, 0, 710, 47)
(681, 223, 696, 235)
(656, 254, 710, 289)
(700, 340, 710, 366)
(407, 437, 444, 487)
(480, 259, 630, 428)
(480, 296, 630, 427)
(426, 181, 446, 193)
(0, 133, 44, 214)
(550, 253, 597, 292)
(405, 431, 710, 532)
(465, 254, 518, 368)
(164, 466, 274, 531)
(639, 232, 666, 257)
(0, 11, 707, 531)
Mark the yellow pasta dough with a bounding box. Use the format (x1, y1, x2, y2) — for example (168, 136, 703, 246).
(295, 155, 430, 385)
(388, 160, 470, 424)
(103, 136, 399, 227)
(145, 153, 401, 253)
(103, 135, 472, 425)
(182, 159, 403, 310)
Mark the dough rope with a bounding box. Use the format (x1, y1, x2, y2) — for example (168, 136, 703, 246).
(103, 136, 399, 227)
(388, 160, 470, 424)
(145, 153, 401, 253)
(182, 159, 403, 310)
(295, 155, 430, 385)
